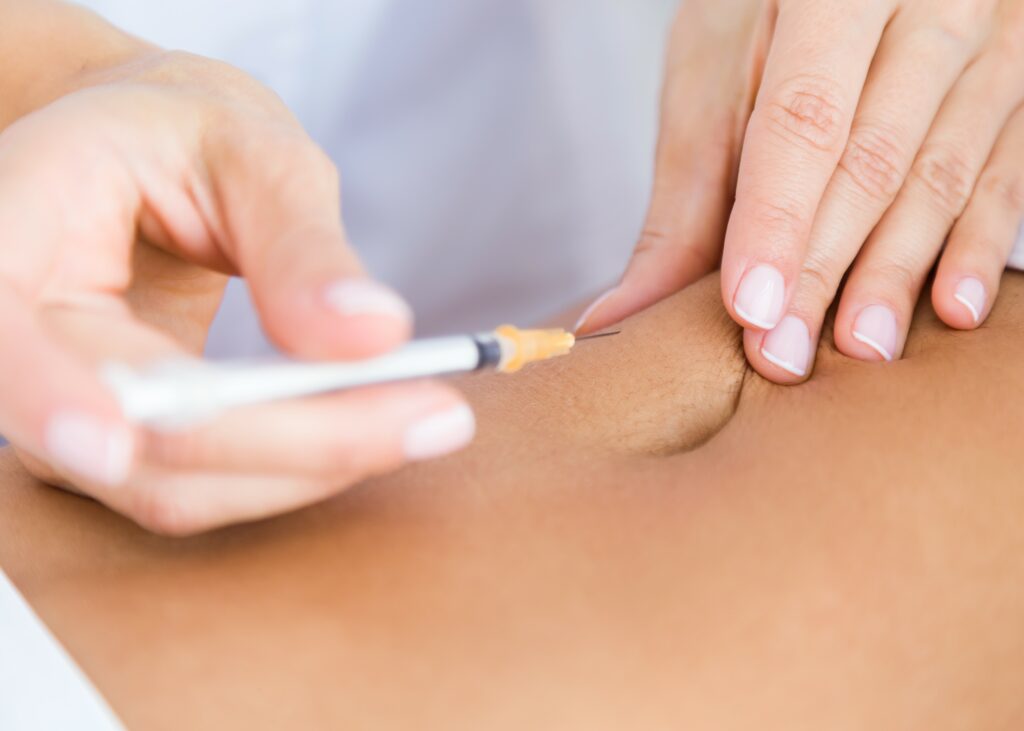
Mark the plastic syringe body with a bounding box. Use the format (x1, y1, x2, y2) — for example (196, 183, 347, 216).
(104, 326, 575, 429)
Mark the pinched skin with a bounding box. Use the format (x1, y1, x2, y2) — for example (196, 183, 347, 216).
(2, 273, 1024, 730)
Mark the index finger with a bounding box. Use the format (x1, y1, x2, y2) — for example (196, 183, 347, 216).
(722, 0, 892, 329)
(205, 119, 413, 361)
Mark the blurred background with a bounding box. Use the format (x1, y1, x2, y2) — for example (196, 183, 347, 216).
(77, 0, 680, 354)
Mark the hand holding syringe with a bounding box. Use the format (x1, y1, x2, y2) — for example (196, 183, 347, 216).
(104, 326, 617, 430)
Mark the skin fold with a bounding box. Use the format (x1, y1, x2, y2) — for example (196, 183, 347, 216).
(2, 273, 1023, 729)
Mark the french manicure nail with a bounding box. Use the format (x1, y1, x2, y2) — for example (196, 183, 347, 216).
(323, 279, 413, 323)
(574, 288, 617, 333)
(734, 264, 785, 329)
(852, 305, 898, 361)
(404, 404, 476, 462)
(761, 315, 811, 377)
(953, 277, 986, 324)
(44, 411, 134, 486)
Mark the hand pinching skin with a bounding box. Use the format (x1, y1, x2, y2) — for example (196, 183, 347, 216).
(580, 0, 1024, 383)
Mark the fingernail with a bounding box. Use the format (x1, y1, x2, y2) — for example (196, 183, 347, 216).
(323, 279, 413, 324)
(761, 315, 811, 377)
(44, 411, 134, 486)
(404, 404, 476, 462)
(733, 264, 785, 329)
(574, 288, 617, 333)
(852, 305, 898, 361)
(953, 277, 986, 324)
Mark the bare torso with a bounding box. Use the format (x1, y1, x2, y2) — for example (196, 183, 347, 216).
(3, 273, 1023, 729)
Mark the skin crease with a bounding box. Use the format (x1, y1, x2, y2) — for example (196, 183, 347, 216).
(582, 0, 1024, 386)
(2, 272, 1024, 730)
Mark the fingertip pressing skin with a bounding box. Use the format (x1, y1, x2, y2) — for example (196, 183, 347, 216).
(932, 272, 991, 331)
(731, 263, 786, 330)
(931, 100, 1024, 331)
(833, 33, 1024, 362)
(930, 184, 1022, 332)
(759, 315, 812, 379)
(952, 277, 986, 326)
(849, 304, 898, 362)
(719, 3, 892, 335)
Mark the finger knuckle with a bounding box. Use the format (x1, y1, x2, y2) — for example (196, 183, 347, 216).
(993, 35, 1024, 71)
(762, 74, 849, 153)
(932, 0, 997, 49)
(979, 172, 1024, 212)
(911, 144, 976, 217)
(989, 0, 1024, 69)
(633, 227, 673, 258)
(953, 233, 1007, 272)
(798, 250, 842, 306)
(838, 124, 907, 202)
(169, 52, 251, 91)
(748, 195, 810, 250)
(868, 257, 924, 296)
(632, 227, 674, 266)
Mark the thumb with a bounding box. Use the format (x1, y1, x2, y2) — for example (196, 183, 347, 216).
(576, 0, 767, 336)
(575, 145, 732, 335)
(209, 126, 411, 360)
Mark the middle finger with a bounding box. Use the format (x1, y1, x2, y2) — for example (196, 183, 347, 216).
(835, 39, 1024, 361)
(751, 8, 983, 380)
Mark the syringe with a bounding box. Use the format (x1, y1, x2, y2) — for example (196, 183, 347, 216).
(103, 325, 587, 430)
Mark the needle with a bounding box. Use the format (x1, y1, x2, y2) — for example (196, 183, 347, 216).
(575, 330, 621, 342)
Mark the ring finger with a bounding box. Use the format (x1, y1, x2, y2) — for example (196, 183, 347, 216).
(834, 44, 1024, 362)
(932, 103, 1024, 329)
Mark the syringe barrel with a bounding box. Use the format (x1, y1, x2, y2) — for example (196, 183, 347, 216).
(105, 328, 576, 430)
(108, 336, 486, 429)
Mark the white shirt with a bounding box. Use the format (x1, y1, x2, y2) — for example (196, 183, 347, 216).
(76, 0, 679, 356)
(0, 569, 122, 729)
